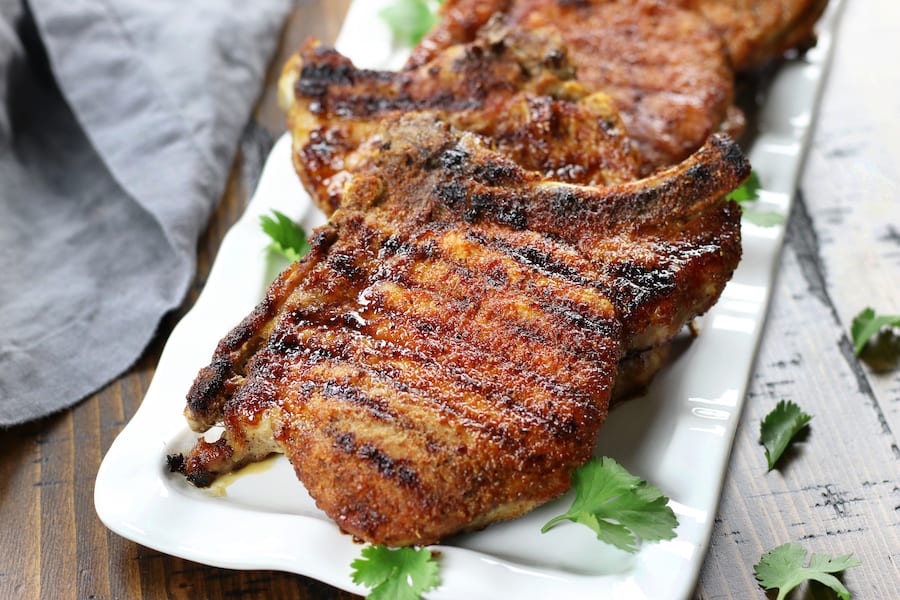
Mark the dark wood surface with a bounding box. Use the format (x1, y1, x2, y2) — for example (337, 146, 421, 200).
(2, 1, 898, 599)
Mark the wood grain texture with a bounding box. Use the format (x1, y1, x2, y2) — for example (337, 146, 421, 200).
(0, 3, 359, 600)
(697, 2, 900, 598)
(1, 1, 897, 599)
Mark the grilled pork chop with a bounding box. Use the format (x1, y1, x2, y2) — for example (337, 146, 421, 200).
(170, 115, 748, 546)
(280, 25, 639, 215)
(279, 29, 693, 398)
(409, 0, 740, 173)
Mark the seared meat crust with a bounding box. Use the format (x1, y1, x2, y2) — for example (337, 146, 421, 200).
(280, 26, 638, 214)
(172, 116, 748, 546)
(411, 0, 829, 172)
(410, 0, 738, 173)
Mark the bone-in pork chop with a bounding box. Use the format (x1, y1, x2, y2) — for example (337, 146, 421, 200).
(409, 0, 740, 174)
(280, 25, 639, 215)
(169, 115, 748, 546)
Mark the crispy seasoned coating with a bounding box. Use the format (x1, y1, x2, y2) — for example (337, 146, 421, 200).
(280, 26, 638, 214)
(332, 117, 745, 352)
(410, 0, 739, 174)
(170, 116, 748, 546)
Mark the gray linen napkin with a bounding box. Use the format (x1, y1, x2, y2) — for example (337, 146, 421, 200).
(0, 0, 290, 425)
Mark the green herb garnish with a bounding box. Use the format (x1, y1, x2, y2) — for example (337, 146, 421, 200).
(850, 307, 900, 356)
(378, 0, 443, 47)
(754, 542, 860, 600)
(351, 545, 440, 600)
(259, 209, 309, 262)
(760, 400, 812, 470)
(541, 457, 678, 553)
(728, 171, 785, 226)
(728, 170, 762, 203)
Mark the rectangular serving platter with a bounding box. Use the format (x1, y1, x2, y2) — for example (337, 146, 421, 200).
(95, 1, 843, 597)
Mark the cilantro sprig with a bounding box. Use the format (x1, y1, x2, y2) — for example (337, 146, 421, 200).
(259, 209, 310, 262)
(727, 170, 761, 203)
(755, 543, 860, 600)
(541, 457, 678, 553)
(850, 307, 900, 356)
(351, 545, 440, 600)
(378, 0, 444, 47)
(727, 171, 785, 227)
(760, 400, 812, 471)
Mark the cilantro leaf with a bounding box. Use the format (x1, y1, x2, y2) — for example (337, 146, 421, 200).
(754, 542, 860, 600)
(541, 457, 678, 553)
(378, 0, 443, 47)
(759, 400, 812, 471)
(727, 171, 785, 227)
(350, 545, 440, 600)
(850, 307, 900, 356)
(259, 210, 309, 263)
(727, 170, 761, 203)
(742, 208, 786, 227)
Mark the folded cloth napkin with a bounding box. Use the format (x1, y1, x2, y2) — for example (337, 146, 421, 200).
(0, 0, 290, 425)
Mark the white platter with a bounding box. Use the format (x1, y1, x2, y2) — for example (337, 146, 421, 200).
(95, 1, 843, 597)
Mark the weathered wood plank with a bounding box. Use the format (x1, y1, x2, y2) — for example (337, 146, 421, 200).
(72, 394, 112, 600)
(37, 412, 77, 600)
(0, 423, 42, 600)
(699, 4, 900, 597)
(699, 234, 900, 598)
(2, 2, 896, 599)
(800, 0, 900, 439)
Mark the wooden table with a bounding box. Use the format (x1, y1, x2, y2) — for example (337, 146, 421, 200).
(2, 1, 898, 598)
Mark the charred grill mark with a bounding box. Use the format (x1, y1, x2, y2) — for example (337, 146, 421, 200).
(301, 127, 355, 173)
(297, 62, 356, 99)
(549, 187, 582, 219)
(369, 278, 612, 412)
(462, 192, 488, 223)
(481, 233, 598, 288)
(556, 306, 618, 337)
(390, 226, 620, 344)
(431, 146, 470, 170)
(182, 228, 344, 431)
(359, 443, 420, 487)
(328, 429, 421, 489)
(268, 329, 304, 357)
(686, 162, 712, 185)
(185, 357, 235, 418)
(300, 75, 485, 117)
(334, 431, 356, 453)
(327, 250, 364, 280)
(388, 256, 616, 362)
(471, 160, 521, 186)
(321, 380, 397, 423)
(463, 192, 529, 229)
(293, 319, 597, 446)
(717, 133, 749, 172)
(435, 181, 468, 209)
(609, 261, 677, 304)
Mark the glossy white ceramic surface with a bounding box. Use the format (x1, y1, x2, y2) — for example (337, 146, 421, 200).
(95, 1, 842, 597)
